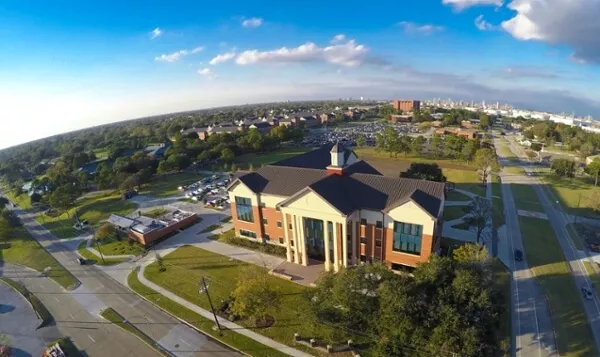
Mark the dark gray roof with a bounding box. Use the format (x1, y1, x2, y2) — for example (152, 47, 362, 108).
(238, 166, 328, 196)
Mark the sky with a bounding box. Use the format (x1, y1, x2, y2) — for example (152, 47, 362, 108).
(1, 0, 600, 149)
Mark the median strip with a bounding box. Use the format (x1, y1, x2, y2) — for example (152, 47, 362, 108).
(0, 276, 53, 329)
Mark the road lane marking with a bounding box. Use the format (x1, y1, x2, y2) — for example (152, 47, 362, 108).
(179, 338, 191, 347)
(146, 317, 154, 323)
(53, 296, 60, 302)
(129, 299, 141, 308)
(88, 335, 96, 343)
(69, 313, 75, 320)
(117, 296, 126, 304)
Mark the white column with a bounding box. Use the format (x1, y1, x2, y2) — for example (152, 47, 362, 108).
(351, 219, 357, 265)
(333, 222, 339, 272)
(283, 212, 292, 262)
(324, 221, 330, 272)
(342, 219, 348, 268)
(292, 215, 299, 264)
(299, 216, 308, 266)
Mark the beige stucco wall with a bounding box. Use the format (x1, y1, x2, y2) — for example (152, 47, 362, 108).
(228, 181, 259, 206)
(281, 190, 344, 221)
(259, 194, 287, 208)
(385, 201, 435, 235)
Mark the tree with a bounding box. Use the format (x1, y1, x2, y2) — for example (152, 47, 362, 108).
(479, 113, 492, 130)
(587, 159, 600, 186)
(0, 197, 8, 211)
(474, 148, 499, 185)
(579, 142, 594, 159)
(400, 163, 446, 182)
(230, 163, 237, 172)
(410, 135, 426, 155)
(551, 158, 576, 178)
(417, 121, 432, 131)
(30, 192, 42, 204)
(524, 149, 538, 161)
(461, 139, 479, 162)
(231, 267, 280, 326)
(429, 134, 444, 159)
(356, 136, 366, 147)
(48, 185, 78, 218)
(463, 197, 492, 244)
(120, 174, 140, 192)
(453, 243, 489, 266)
(157, 160, 174, 175)
(220, 148, 235, 163)
(95, 223, 117, 242)
(375, 126, 400, 157)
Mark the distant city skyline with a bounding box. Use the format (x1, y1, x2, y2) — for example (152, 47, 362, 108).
(1, 0, 600, 149)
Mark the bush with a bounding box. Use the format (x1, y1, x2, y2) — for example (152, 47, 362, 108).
(224, 235, 287, 257)
(95, 223, 117, 242)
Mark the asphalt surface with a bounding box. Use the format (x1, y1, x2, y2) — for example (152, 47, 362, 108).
(496, 137, 557, 357)
(3, 197, 241, 357)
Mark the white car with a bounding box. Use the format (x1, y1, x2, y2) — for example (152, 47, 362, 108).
(191, 196, 199, 201)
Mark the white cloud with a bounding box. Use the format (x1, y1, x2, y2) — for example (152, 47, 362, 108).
(331, 34, 346, 43)
(242, 17, 263, 28)
(209, 52, 236, 65)
(150, 27, 163, 39)
(475, 15, 494, 30)
(155, 46, 204, 62)
(198, 67, 216, 80)
(398, 21, 444, 34)
(442, 0, 503, 10)
(235, 40, 370, 67)
(494, 65, 559, 79)
(501, 0, 600, 64)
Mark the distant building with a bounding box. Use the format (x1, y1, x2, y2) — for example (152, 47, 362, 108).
(107, 210, 198, 245)
(78, 158, 110, 175)
(249, 121, 273, 133)
(434, 128, 478, 139)
(392, 99, 421, 113)
(144, 143, 170, 158)
(389, 114, 412, 122)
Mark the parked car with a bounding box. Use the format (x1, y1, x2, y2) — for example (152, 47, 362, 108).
(77, 258, 86, 265)
(582, 286, 594, 300)
(122, 190, 137, 200)
(514, 249, 523, 262)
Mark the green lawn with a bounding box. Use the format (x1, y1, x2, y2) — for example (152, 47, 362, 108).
(354, 147, 477, 169)
(510, 184, 544, 212)
(77, 241, 129, 266)
(100, 308, 170, 357)
(540, 173, 600, 219)
(0, 226, 77, 289)
(128, 268, 291, 357)
(37, 194, 137, 239)
(519, 216, 597, 357)
(141, 173, 207, 198)
(234, 147, 312, 169)
(504, 166, 524, 175)
(144, 245, 350, 354)
(443, 206, 467, 221)
(445, 190, 471, 201)
(96, 238, 144, 256)
(444, 169, 486, 197)
(496, 141, 518, 162)
(5, 192, 33, 210)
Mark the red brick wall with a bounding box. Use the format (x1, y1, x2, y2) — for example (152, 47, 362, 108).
(260, 207, 285, 243)
(231, 204, 264, 240)
(129, 214, 199, 245)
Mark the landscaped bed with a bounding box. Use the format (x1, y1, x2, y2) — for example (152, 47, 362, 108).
(207, 229, 287, 257)
(76, 241, 129, 266)
(519, 216, 597, 357)
(144, 245, 351, 355)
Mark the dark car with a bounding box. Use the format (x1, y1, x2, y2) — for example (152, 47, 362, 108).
(77, 258, 86, 265)
(582, 286, 594, 300)
(514, 249, 523, 261)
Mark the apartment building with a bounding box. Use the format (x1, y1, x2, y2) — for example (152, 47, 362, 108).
(227, 144, 446, 272)
(392, 99, 421, 113)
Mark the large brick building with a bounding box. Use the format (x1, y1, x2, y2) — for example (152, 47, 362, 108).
(227, 144, 446, 272)
(392, 99, 421, 112)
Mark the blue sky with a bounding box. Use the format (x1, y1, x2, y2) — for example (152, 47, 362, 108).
(1, 0, 600, 149)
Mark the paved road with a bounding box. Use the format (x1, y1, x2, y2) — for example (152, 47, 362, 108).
(0, 262, 161, 357)
(495, 137, 557, 357)
(4, 199, 240, 357)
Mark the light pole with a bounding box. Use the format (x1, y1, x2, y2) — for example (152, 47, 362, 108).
(199, 277, 222, 333)
(95, 239, 106, 265)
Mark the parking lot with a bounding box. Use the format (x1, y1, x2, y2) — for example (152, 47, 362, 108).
(179, 173, 231, 210)
(303, 122, 423, 147)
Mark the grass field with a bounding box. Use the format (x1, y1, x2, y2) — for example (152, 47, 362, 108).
(504, 166, 524, 175)
(519, 216, 597, 357)
(496, 141, 518, 162)
(446, 190, 471, 201)
(444, 169, 486, 196)
(100, 307, 170, 356)
(510, 184, 544, 212)
(77, 241, 129, 266)
(141, 172, 206, 198)
(97, 238, 144, 256)
(0, 226, 77, 289)
(234, 147, 312, 169)
(540, 173, 600, 219)
(37, 194, 137, 239)
(443, 206, 467, 221)
(5, 191, 33, 210)
(128, 268, 291, 357)
(144, 245, 354, 354)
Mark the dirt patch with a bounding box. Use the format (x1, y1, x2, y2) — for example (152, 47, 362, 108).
(363, 157, 475, 177)
(254, 315, 275, 329)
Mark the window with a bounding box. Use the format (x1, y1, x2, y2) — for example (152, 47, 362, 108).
(291, 240, 294, 247)
(375, 239, 382, 247)
(392, 222, 423, 255)
(262, 218, 268, 225)
(240, 229, 256, 238)
(360, 218, 367, 226)
(279, 237, 284, 244)
(235, 197, 254, 222)
(360, 237, 367, 244)
(376, 220, 383, 229)
(277, 221, 282, 228)
(289, 223, 293, 229)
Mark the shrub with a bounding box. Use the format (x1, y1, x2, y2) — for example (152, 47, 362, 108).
(95, 223, 117, 242)
(224, 235, 287, 257)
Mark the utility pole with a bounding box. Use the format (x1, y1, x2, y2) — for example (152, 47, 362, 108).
(199, 277, 221, 332)
(95, 239, 106, 264)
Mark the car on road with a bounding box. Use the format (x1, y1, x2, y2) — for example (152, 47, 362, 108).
(582, 286, 594, 300)
(514, 249, 523, 261)
(77, 258, 86, 265)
